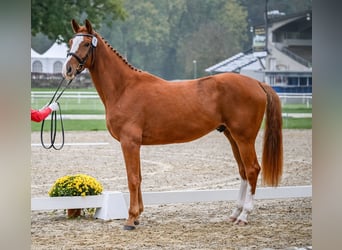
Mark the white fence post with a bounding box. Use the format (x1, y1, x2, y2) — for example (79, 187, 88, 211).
(94, 191, 128, 220)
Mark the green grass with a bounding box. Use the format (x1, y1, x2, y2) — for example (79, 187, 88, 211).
(282, 104, 312, 113)
(281, 104, 312, 129)
(31, 90, 105, 114)
(282, 118, 311, 129)
(31, 119, 107, 131)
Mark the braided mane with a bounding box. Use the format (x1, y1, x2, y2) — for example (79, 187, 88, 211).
(99, 34, 142, 73)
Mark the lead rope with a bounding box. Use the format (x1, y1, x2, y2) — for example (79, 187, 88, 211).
(40, 78, 73, 150)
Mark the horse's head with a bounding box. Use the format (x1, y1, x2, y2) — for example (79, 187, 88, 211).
(62, 19, 97, 80)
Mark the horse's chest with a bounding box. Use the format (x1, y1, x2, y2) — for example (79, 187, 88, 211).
(103, 111, 120, 137)
(105, 110, 134, 141)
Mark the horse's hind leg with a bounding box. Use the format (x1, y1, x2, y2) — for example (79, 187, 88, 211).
(224, 131, 247, 222)
(235, 140, 261, 225)
(224, 130, 261, 225)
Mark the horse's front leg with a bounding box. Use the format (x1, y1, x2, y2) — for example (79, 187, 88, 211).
(120, 139, 143, 230)
(132, 165, 144, 227)
(137, 164, 144, 221)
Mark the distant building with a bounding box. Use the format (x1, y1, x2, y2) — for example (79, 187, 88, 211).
(31, 42, 93, 88)
(31, 42, 68, 73)
(205, 10, 312, 93)
(205, 49, 267, 82)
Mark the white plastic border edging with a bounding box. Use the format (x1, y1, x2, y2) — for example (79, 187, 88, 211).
(141, 185, 312, 205)
(31, 186, 312, 220)
(31, 191, 128, 220)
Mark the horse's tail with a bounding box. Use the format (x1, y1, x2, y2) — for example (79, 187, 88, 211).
(260, 82, 283, 186)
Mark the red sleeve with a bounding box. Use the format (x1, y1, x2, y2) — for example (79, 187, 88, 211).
(31, 107, 52, 122)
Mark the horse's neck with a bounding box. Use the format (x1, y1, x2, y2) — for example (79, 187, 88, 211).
(89, 38, 141, 105)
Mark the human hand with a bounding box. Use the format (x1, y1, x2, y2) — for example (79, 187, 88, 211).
(48, 102, 59, 111)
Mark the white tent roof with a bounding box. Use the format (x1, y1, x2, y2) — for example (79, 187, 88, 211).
(41, 42, 68, 59)
(31, 42, 69, 73)
(31, 48, 44, 58)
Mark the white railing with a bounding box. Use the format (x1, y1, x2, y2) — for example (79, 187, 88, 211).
(31, 91, 100, 102)
(31, 91, 312, 114)
(278, 93, 312, 107)
(31, 186, 312, 220)
(31, 91, 312, 103)
(31, 91, 103, 111)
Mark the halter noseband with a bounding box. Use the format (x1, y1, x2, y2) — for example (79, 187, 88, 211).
(67, 33, 97, 74)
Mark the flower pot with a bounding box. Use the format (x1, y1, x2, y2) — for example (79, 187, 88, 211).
(67, 208, 81, 218)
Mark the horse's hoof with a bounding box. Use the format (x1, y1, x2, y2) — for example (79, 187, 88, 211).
(234, 220, 248, 226)
(229, 217, 237, 223)
(123, 225, 136, 230)
(134, 220, 140, 225)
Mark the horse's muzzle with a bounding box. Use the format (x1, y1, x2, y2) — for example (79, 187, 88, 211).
(62, 62, 76, 80)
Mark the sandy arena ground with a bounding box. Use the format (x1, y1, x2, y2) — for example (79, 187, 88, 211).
(31, 129, 312, 249)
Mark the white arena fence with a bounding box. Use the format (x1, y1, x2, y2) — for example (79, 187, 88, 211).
(31, 186, 312, 220)
(31, 91, 312, 113)
(31, 91, 104, 112)
(278, 93, 312, 107)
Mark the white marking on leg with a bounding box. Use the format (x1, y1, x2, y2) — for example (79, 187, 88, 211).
(236, 183, 254, 224)
(230, 179, 247, 220)
(237, 179, 248, 207)
(62, 36, 84, 77)
(244, 182, 254, 211)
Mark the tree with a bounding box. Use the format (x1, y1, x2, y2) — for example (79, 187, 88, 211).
(178, 0, 248, 78)
(240, 0, 312, 27)
(98, 0, 170, 77)
(31, 0, 126, 43)
(32, 0, 310, 79)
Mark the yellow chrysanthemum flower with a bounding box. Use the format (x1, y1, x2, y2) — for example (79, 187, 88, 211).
(48, 174, 103, 197)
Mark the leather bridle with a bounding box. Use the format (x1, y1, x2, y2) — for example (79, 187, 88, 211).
(67, 33, 97, 74)
(40, 33, 98, 150)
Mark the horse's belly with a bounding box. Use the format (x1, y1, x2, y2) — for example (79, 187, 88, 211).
(141, 122, 216, 145)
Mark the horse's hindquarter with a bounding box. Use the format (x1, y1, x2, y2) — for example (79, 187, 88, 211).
(213, 73, 267, 137)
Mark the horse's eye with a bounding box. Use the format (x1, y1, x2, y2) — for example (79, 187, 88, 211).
(84, 42, 90, 47)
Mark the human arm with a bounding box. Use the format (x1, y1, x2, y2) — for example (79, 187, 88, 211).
(31, 107, 52, 122)
(31, 102, 59, 122)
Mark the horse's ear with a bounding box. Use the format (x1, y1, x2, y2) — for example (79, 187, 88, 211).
(71, 19, 80, 33)
(85, 19, 93, 34)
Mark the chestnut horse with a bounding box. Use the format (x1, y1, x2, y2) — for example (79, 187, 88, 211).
(62, 19, 283, 230)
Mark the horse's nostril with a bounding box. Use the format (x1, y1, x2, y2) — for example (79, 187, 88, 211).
(67, 66, 72, 74)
